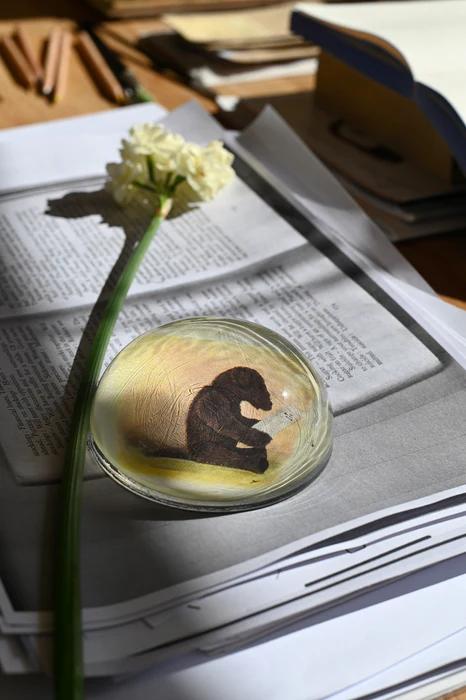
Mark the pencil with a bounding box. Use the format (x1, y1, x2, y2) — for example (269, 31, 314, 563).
(76, 30, 126, 105)
(53, 30, 72, 103)
(15, 25, 43, 84)
(1, 34, 35, 88)
(42, 27, 62, 96)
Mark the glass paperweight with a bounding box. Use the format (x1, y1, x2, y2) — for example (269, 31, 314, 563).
(89, 318, 333, 512)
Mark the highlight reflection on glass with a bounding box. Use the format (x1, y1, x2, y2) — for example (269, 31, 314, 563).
(90, 317, 333, 512)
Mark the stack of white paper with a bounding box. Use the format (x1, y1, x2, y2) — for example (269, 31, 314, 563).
(0, 102, 465, 699)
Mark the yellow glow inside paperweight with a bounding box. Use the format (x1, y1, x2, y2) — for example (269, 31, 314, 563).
(89, 317, 333, 512)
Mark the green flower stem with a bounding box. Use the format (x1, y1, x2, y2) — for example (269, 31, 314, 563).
(133, 84, 155, 104)
(55, 201, 169, 700)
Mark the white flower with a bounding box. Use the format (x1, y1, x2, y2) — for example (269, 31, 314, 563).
(106, 160, 156, 211)
(123, 124, 185, 173)
(106, 123, 235, 211)
(178, 140, 235, 201)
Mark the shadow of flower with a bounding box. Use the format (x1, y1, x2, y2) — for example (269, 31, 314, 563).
(44, 187, 196, 483)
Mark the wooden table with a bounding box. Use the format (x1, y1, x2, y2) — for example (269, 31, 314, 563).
(0, 3, 465, 699)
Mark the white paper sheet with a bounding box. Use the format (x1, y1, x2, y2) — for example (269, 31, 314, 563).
(333, 628, 466, 699)
(383, 666, 466, 700)
(233, 107, 466, 366)
(0, 104, 167, 195)
(5, 563, 466, 699)
(234, 106, 433, 293)
(3, 498, 466, 636)
(192, 57, 318, 87)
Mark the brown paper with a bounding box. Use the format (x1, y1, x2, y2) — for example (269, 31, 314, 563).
(163, 3, 301, 46)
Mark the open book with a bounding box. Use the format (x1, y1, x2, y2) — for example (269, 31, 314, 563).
(0, 102, 465, 679)
(291, 0, 466, 175)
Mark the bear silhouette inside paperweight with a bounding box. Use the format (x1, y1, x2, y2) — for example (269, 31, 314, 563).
(187, 367, 272, 474)
(131, 367, 273, 473)
(90, 317, 333, 512)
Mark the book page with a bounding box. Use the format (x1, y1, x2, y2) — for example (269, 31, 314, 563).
(293, 1, 466, 124)
(0, 177, 306, 320)
(0, 197, 440, 483)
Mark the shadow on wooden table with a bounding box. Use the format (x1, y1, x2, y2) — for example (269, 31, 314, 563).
(0, 0, 98, 20)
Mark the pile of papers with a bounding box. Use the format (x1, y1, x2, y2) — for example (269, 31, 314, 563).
(0, 101, 466, 699)
(139, 4, 318, 90)
(85, 0, 285, 20)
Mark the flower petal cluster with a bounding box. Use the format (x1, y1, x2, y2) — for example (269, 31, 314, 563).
(107, 123, 235, 210)
(122, 124, 185, 172)
(178, 140, 235, 201)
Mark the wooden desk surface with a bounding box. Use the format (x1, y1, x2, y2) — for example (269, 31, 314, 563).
(0, 5, 465, 699)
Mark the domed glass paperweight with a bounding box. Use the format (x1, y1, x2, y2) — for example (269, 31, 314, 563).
(89, 317, 333, 512)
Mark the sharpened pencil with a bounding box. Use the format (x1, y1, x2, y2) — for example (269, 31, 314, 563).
(1, 34, 35, 88)
(15, 25, 43, 84)
(76, 30, 126, 105)
(53, 30, 72, 103)
(42, 27, 62, 96)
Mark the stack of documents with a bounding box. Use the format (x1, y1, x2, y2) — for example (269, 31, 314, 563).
(85, 0, 285, 19)
(139, 4, 318, 91)
(292, 1, 466, 241)
(0, 101, 466, 699)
